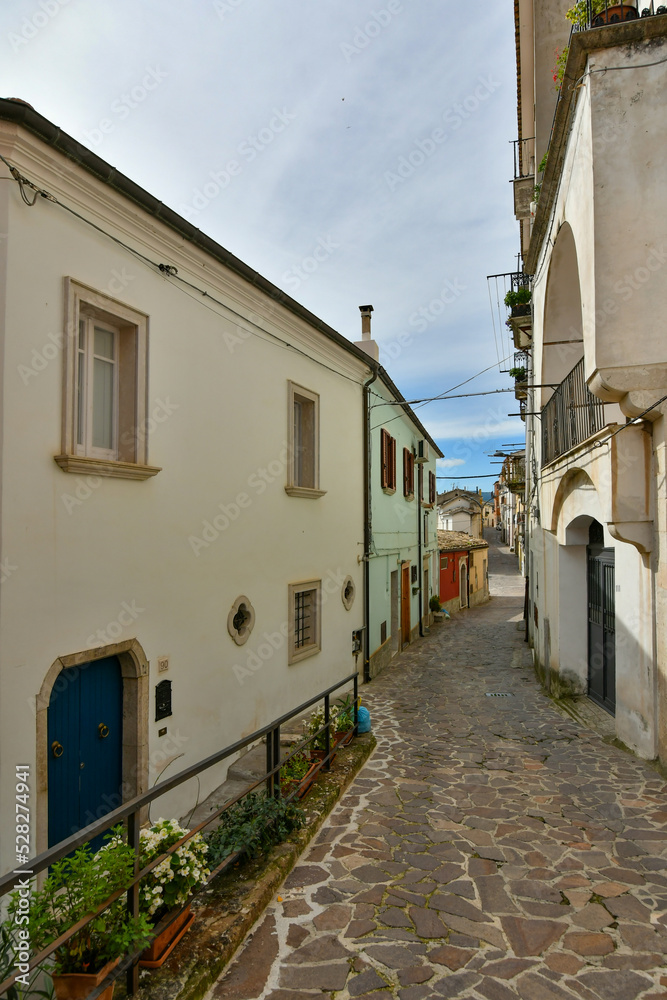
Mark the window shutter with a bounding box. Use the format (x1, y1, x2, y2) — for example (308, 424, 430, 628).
(390, 436, 396, 490)
(380, 429, 389, 488)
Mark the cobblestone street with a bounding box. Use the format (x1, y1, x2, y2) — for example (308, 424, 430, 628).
(207, 536, 667, 1000)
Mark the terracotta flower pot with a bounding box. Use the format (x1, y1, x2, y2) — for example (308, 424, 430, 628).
(592, 4, 639, 25)
(334, 728, 354, 748)
(139, 903, 194, 968)
(282, 760, 320, 798)
(52, 958, 119, 1000)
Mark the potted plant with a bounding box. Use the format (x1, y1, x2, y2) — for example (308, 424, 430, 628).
(503, 287, 532, 317)
(134, 819, 208, 968)
(429, 594, 446, 622)
(333, 694, 355, 747)
(280, 749, 318, 798)
(9, 837, 152, 1000)
(303, 704, 339, 759)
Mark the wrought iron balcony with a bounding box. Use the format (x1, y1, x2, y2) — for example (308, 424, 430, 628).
(510, 137, 536, 221)
(542, 358, 606, 465)
(572, 0, 663, 31)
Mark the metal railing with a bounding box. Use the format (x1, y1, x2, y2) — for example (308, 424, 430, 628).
(572, 1, 661, 31)
(542, 358, 606, 465)
(0, 672, 359, 999)
(510, 137, 535, 181)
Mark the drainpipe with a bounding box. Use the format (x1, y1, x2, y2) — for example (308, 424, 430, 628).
(417, 461, 424, 637)
(357, 305, 379, 685)
(363, 365, 378, 683)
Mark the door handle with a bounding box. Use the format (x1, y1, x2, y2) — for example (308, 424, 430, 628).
(98, 723, 109, 739)
(51, 740, 64, 758)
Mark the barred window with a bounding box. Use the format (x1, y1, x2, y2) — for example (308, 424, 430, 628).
(288, 581, 321, 663)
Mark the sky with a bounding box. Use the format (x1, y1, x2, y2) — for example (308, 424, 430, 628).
(1, 0, 524, 487)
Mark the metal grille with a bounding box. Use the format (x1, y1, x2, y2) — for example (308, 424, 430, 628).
(572, 1, 653, 32)
(603, 563, 616, 633)
(542, 358, 606, 465)
(295, 589, 314, 648)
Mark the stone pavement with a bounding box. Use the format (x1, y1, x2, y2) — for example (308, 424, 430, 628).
(205, 560, 667, 999)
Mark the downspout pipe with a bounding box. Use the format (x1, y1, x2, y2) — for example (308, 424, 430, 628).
(418, 461, 424, 637)
(363, 363, 379, 684)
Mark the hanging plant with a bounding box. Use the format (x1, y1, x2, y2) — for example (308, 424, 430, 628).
(553, 47, 569, 89)
(566, 0, 607, 27)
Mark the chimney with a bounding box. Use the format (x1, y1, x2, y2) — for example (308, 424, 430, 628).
(355, 304, 379, 361)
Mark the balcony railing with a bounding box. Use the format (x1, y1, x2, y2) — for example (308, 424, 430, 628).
(542, 358, 606, 465)
(572, 1, 662, 31)
(510, 137, 535, 181)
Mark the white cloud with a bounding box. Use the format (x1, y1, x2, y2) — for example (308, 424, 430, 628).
(437, 458, 465, 469)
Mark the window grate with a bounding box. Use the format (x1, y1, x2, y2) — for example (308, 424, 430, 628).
(294, 589, 314, 648)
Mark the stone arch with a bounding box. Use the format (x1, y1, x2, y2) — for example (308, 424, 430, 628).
(550, 467, 597, 538)
(35, 638, 149, 855)
(541, 222, 584, 408)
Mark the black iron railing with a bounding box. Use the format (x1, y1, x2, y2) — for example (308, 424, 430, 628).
(0, 672, 359, 999)
(572, 1, 662, 31)
(510, 137, 536, 180)
(542, 358, 606, 465)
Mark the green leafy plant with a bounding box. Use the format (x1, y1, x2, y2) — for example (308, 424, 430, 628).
(0, 923, 54, 1000)
(429, 595, 442, 612)
(538, 150, 549, 174)
(503, 287, 532, 309)
(509, 367, 527, 380)
(566, 0, 606, 27)
(205, 792, 305, 868)
(8, 835, 152, 975)
(334, 694, 355, 733)
(553, 46, 569, 89)
(98, 819, 209, 921)
(303, 704, 339, 751)
(280, 750, 311, 786)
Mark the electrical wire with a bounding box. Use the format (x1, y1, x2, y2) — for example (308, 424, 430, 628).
(487, 278, 501, 366)
(0, 152, 369, 390)
(591, 392, 667, 449)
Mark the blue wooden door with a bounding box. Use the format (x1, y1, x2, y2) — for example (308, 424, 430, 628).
(47, 657, 123, 849)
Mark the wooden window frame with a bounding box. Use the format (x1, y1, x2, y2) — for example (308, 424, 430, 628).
(403, 448, 414, 500)
(55, 278, 160, 481)
(429, 471, 436, 505)
(380, 428, 397, 493)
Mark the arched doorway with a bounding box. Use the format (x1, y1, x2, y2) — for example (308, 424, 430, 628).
(459, 560, 468, 609)
(36, 639, 149, 856)
(587, 520, 616, 714)
(47, 656, 123, 848)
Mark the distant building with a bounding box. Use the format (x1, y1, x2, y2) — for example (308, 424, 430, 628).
(437, 530, 489, 615)
(436, 489, 484, 538)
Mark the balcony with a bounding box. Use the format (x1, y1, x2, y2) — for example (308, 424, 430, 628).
(511, 137, 535, 222)
(572, 1, 663, 30)
(512, 350, 529, 400)
(542, 358, 606, 466)
(505, 457, 526, 496)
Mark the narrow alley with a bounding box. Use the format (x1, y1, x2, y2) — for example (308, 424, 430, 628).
(207, 535, 667, 1000)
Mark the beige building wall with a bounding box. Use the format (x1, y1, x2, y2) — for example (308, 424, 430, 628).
(0, 122, 368, 869)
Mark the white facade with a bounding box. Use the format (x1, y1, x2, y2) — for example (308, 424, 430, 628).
(514, 9, 667, 763)
(0, 104, 373, 870)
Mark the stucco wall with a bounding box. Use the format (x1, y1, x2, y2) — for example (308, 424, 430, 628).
(0, 129, 369, 868)
(367, 379, 439, 666)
